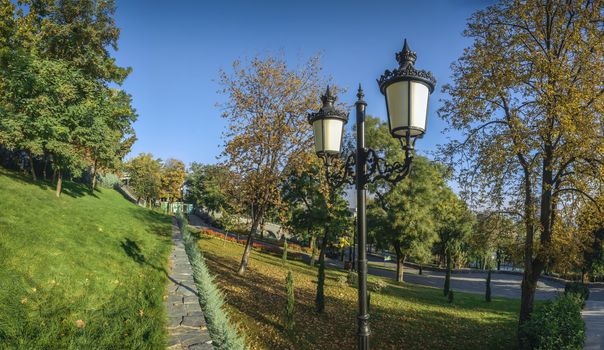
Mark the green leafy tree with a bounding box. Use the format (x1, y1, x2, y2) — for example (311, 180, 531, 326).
(365, 117, 444, 282)
(285, 270, 295, 334)
(434, 188, 474, 296)
(439, 0, 604, 329)
(126, 153, 162, 207)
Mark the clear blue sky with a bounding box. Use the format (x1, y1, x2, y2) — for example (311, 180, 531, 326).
(112, 0, 493, 166)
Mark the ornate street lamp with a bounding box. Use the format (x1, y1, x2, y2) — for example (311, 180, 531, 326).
(308, 86, 349, 158)
(308, 39, 435, 350)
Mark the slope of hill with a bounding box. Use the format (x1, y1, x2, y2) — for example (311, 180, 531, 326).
(0, 168, 172, 349)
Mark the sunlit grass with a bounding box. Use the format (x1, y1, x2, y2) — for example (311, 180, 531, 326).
(0, 168, 172, 349)
(197, 233, 520, 350)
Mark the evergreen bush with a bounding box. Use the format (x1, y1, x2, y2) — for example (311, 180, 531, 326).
(564, 282, 590, 307)
(176, 214, 247, 350)
(282, 240, 288, 265)
(519, 294, 585, 350)
(347, 270, 358, 286)
(369, 279, 387, 293)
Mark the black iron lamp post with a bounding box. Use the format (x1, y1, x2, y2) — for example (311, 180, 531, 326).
(307, 39, 435, 350)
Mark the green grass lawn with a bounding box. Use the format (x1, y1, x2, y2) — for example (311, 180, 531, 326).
(0, 168, 172, 349)
(196, 232, 520, 350)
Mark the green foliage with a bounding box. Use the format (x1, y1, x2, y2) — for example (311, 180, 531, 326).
(336, 275, 348, 286)
(186, 163, 230, 212)
(448, 290, 454, 304)
(486, 270, 492, 302)
(519, 294, 585, 350)
(177, 215, 247, 350)
(347, 270, 358, 287)
(365, 117, 448, 281)
(97, 172, 120, 188)
(0, 168, 172, 348)
(564, 282, 590, 307)
(285, 270, 295, 334)
(126, 153, 162, 205)
(369, 279, 387, 293)
(0, 1, 135, 195)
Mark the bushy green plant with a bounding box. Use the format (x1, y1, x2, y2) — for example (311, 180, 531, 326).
(285, 270, 295, 334)
(520, 294, 585, 350)
(347, 270, 358, 286)
(564, 282, 590, 307)
(370, 279, 387, 293)
(97, 172, 120, 188)
(282, 240, 288, 265)
(177, 214, 247, 350)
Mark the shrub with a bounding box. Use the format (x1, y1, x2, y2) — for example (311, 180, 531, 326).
(347, 270, 358, 286)
(282, 241, 288, 264)
(97, 173, 120, 188)
(369, 279, 387, 293)
(285, 271, 295, 334)
(176, 214, 247, 350)
(447, 290, 454, 303)
(520, 294, 585, 350)
(564, 282, 590, 307)
(336, 275, 348, 287)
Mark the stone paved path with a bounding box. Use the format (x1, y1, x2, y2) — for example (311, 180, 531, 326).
(165, 220, 213, 350)
(583, 288, 604, 350)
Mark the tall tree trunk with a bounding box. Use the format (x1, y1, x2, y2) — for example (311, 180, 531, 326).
(90, 159, 98, 190)
(393, 241, 406, 283)
(316, 228, 329, 313)
(55, 171, 63, 197)
(309, 234, 316, 267)
(444, 250, 452, 296)
(28, 152, 37, 181)
(42, 154, 48, 180)
(519, 147, 553, 348)
(237, 205, 264, 275)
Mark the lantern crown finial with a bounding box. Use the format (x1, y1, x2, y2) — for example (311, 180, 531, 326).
(396, 38, 417, 67)
(356, 84, 364, 101)
(321, 85, 336, 106)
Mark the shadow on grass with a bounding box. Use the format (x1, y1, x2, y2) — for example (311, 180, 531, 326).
(0, 168, 98, 198)
(121, 238, 146, 264)
(198, 236, 518, 350)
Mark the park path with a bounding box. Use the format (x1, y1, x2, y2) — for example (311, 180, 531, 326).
(164, 219, 213, 350)
(583, 288, 604, 350)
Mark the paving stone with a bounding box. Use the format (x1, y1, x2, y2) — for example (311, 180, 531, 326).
(165, 219, 213, 349)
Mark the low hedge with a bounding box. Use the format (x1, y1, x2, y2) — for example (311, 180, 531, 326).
(519, 294, 585, 350)
(564, 282, 590, 307)
(176, 215, 247, 350)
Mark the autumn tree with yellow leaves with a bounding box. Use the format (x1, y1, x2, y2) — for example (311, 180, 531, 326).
(219, 55, 326, 275)
(439, 0, 604, 337)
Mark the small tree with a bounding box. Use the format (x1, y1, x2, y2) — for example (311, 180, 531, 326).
(448, 290, 454, 303)
(282, 240, 288, 265)
(486, 270, 492, 302)
(285, 270, 295, 334)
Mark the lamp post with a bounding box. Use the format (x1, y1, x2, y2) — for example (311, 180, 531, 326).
(308, 39, 435, 350)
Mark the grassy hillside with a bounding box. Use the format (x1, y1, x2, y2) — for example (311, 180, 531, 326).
(0, 168, 172, 349)
(196, 231, 520, 350)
